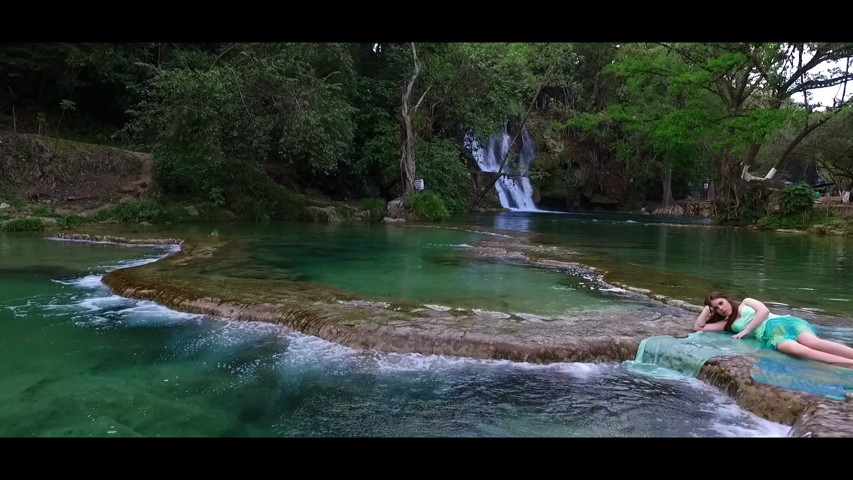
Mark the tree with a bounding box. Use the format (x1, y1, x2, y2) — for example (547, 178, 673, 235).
(593, 44, 721, 214)
(608, 43, 853, 221)
(791, 110, 853, 192)
(749, 43, 853, 179)
(399, 43, 424, 195)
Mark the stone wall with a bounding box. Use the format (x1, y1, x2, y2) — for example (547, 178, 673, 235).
(679, 199, 713, 217)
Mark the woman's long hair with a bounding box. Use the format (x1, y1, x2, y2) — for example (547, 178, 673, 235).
(704, 291, 740, 333)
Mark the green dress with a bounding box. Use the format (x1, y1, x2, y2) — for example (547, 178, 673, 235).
(731, 305, 816, 349)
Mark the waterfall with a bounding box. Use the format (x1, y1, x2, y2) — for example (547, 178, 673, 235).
(466, 127, 539, 212)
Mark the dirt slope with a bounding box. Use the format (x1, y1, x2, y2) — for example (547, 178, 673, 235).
(0, 132, 153, 215)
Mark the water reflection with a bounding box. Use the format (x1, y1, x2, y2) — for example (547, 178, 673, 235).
(493, 211, 532, 232)
(460, 211, 853, 319)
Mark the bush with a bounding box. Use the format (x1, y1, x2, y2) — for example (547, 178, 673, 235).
(2, 218, 45, 232)
(414, 139, 472, 213)
(230, 181, 307, 222)
(406, 192, 450, 222)
(99, 198, 187, 224)
(782, 182, 814, 216)
(757, 214, 807, 230)
(809, 219, 849, 235)
(220, 165, 308, 222)
(30, 205, 52, 217)
(58, 214, 88, 228)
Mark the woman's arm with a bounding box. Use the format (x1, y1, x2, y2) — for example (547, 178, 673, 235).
(733, 297, 770, 340)
(697, 320, 728, 331)
(693, 306, 726, 331)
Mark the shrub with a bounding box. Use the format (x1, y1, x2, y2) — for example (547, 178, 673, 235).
(227, 168, 307, 221)
(414, 139, 472, 213)
(808, 217, 849, 235)
(101, 198, 187, 224)
(2, 218, 45, 232)
(30, 205, 52, 217)
(58, 214, 88, 228)
(782, 182, 814, 216)
(757, 214, 807, 230)
(406, 192, 450, 222)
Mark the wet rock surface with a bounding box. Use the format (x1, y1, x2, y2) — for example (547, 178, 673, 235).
(56, 228, 853, 437)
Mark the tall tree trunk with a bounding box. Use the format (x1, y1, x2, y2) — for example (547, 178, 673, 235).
(652, 167, 685, 216)
(400, 43, 420, 196)
(717, 150, 744, 221)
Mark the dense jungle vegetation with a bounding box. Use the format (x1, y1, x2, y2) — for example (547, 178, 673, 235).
(1, 42, 852, 228)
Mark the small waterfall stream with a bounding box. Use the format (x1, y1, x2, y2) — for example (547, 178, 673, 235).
(466, 127, 539, 212)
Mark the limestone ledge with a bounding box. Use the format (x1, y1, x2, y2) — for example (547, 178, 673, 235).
(54, 230, 853, 437)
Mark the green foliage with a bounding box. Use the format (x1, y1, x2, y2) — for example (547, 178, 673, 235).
(603, 43, 724, 196)
(236, 43, 358, 177)
(59, 99, 76, 112)
(724, 109, 792, 154)
(348, 115, 398, 193)
(406, 192, 450, 222)
(276, 90, 357, 176)
(757, 214, 808, 230)
(126, 63, 273, 197)
(781, 182, 814, 216)
(58, 214, 88, 228)
(808, 215, 849, 235)
(97, 198, 187, 224)
(36, 113, 47, 135)
(1, 196, 24, 209)
(413, 138, 472, 213)
(2, 218, 45, 232)
(565, 112, 604, 132)
(4, 41, 852, 223)
(755, 183, 827, 232)
(122, 43, 363, 211)
(422, 43, 534, 138)
(208, 187, 225, 208)
(358, 197, 387, 220)
(226, 167, 308, 222)
(30, 205, 51, 217)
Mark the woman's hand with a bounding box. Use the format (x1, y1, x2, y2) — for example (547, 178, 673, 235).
(734, 297, 770, 340)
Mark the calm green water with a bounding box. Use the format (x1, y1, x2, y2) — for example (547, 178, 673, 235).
(5, 210, 851, 437)
(462, 211, 853, 319)
(237, 222, 651, 317)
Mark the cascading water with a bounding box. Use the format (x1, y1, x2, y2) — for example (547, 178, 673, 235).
(466, 127, 539, 212)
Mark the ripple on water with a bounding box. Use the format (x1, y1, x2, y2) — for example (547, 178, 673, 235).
(0, 232, 800, 437)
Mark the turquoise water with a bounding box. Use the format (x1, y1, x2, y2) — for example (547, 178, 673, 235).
(0, 225, 788, 437)
(240, 222, 648, 317)
(462, 211, 853, 319)
(8, 209, 853, 437)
